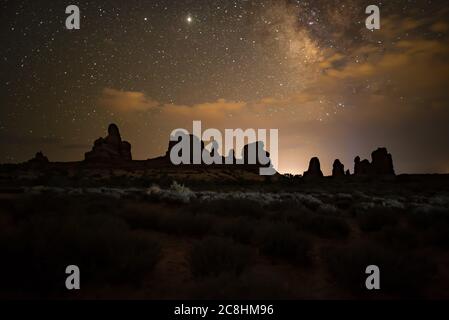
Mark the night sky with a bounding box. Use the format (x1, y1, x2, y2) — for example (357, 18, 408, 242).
(1, 0, 448, 174)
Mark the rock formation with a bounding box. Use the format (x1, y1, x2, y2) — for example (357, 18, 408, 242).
(224, 149, 237, 164)
(371, 147, 395, 175)
(27, 151, 49, 165)
(354, 147, 395, 176)
(84, 124, 132, 162)
(303, 157, 323, 178)
(354, 156, 361, 175)
(164, 134, 272, 169)
(354, 156, 372, 175)
(165, 132, 206, 164)
(241, 141, 271, 166)
(332, 159, 345, 177)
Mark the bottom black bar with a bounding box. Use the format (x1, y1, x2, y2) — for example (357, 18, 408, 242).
(0, 300, 446, 319)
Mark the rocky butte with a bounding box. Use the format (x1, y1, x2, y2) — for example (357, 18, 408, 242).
(84, 124, 132, 163)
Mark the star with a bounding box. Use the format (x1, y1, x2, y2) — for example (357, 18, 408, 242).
(186, 15, 193, 24)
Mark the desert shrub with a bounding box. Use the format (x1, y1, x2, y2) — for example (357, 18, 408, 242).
(317, 203, 340, 215)
(424, 223, 449, 249)
(287, 211, 350, 239)
(256, 223, 311, 265)
(356, 207, 399, 232)
(308, 215, 349, 239)
(408, 207, 449, 247)
(146, 181, 196, 204)
(3, 195, 68, 221)
(105, 175, 131, 187)
(215, 217, 255, 244)
(124, 208, 214, 237)
(3, 194, 125, 222)
(0, 211, 13, 231)
(45, 175, 72, 187)
(191, 270, 292, 299)
(160, 212, 214, 236)
(0, 213, 161, 294)
(264, 199, 302, 213)
(0, 198, 17, 217)
(296, 194, 324, 211)
(202, 198, 265, 219)
(323, 243, 435, 297)
(373, 225, 420, 250)
(189, 237, 253, 277)
(122, 208, 161, 230)
(264, 201, 311, 223)
(84, 197, 123, 216)
(333, 193, 354, 210)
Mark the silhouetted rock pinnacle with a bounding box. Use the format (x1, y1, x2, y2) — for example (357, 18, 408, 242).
(303, 157, 323, 178)
(85, 124, 132, 162)
(332, 159, 345, 177)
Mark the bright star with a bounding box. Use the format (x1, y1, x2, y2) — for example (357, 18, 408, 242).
(186, 15, 193, 23)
